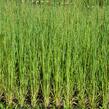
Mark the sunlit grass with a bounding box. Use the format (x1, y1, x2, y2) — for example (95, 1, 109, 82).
(0, 0, 109, 108)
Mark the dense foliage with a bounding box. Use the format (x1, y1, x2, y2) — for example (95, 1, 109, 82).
(0, 0, 109, 109)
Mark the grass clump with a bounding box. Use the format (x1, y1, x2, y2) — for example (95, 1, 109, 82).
(0, 0, 109, 108)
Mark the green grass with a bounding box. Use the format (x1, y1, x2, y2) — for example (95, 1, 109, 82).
(0, 0, 109, 109)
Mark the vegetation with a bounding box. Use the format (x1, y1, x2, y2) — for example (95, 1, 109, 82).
(0, 0, 109, 109)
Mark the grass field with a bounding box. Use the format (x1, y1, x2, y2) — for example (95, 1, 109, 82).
(0, 0, 109, 109)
